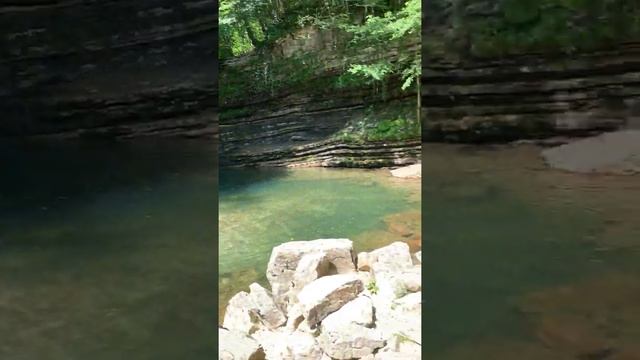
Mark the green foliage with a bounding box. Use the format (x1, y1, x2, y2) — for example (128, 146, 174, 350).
(366, 280, 379, 294)
(334, 102, 421, 143)
(342, 0, 421, 90)
(443, 0, 640, 58)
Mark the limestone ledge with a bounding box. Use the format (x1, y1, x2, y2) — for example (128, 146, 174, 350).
(221, 139, 421, 168)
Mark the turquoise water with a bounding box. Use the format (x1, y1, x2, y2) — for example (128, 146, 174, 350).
(0, 139, 217, 360)
(218, 167, 420, 318)
(422, 144, 640, 359)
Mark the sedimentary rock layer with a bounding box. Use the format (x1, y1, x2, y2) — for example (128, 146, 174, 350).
(222, 139, 422, 168)
(422, 0, 640, 142)
(0, 0, 217, 138)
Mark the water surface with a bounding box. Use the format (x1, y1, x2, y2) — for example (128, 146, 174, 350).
(0, 139, 217, 360)
(423, 144, 640, 359)
(218, 166, 421, 320)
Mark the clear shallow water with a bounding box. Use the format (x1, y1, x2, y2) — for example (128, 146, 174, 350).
(423, 144, 640, 359)
(0, 139, 217, 360)
(218, 167, 421, 320)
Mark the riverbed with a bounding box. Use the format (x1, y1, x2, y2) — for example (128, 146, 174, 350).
(422, 143, 640, 359)
(0, 139, 217, 360)
(218, 166, 421, 321)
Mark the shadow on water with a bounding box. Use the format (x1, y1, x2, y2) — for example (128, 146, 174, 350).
(218, 166, 289, 196)
(0, 138, 218, 360)
(421, 143, 640, 359)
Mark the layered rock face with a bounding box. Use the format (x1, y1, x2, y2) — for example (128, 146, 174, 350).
(422, 0, 640, 142)
(220, 239, 422, 360)
(219, 27, 421, 167)
(0, 0, 217, 139)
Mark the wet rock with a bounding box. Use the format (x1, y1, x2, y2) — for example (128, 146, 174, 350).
(267, 239, 356, 311)
(318, 323, 385, 360)
(219, 327, 266, 360)
(297, 273, 363, 327)
(321, 295, 374, 329)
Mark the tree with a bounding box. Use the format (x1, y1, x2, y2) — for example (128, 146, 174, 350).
(342, 0, 422, 122)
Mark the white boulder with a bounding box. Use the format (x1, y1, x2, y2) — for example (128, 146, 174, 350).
(219, 327, 265, 360)
(267, 239, 356, 310)
(297, 273, 363, 327)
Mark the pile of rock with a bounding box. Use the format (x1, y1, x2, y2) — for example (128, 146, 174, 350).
(219, 239, 422, 360)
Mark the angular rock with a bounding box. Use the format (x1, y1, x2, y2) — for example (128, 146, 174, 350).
(249, 283, 287, 329)
(373, 272, 407, 301)
(356, 271, 373, 288)
(253, 329, 323, 360)
(318, 323, 385, 359)
(297, 274, 363, 327)
(402, 266, 421, 293)
(357, 251, 373, 271)
(223, 292, 263, 335)
(393, 292, 422, 313)
(368, 242, 413, 271)
(219, 327, 265, 360)
(321, 295, 374, 329)
(223, 283, 287, 334)
(267, 239, 356, 311)
(371, 296, 421, 347)
(288, 331, 324, 360)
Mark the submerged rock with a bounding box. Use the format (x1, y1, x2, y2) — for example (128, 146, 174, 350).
(541, 130, 640, 174)
(296, 273, 363, 327)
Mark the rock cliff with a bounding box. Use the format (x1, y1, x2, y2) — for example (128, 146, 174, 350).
(422, 0, 640, 142)
(219, 26, 421, 167)
(0, 0, 218, 139)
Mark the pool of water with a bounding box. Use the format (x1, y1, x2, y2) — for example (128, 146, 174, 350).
(218, 166, 421, 320)
(423, 144, 640, 359)
(0, 139, 217, 360)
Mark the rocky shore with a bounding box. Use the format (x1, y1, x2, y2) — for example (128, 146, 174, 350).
(220, 139, 421, 168)
(219, 239, 422, 360)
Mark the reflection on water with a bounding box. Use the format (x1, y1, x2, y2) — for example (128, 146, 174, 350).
(423, 144, 640, 359)
(218, 167, 421, 321)
(0, 139, 217, 360)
